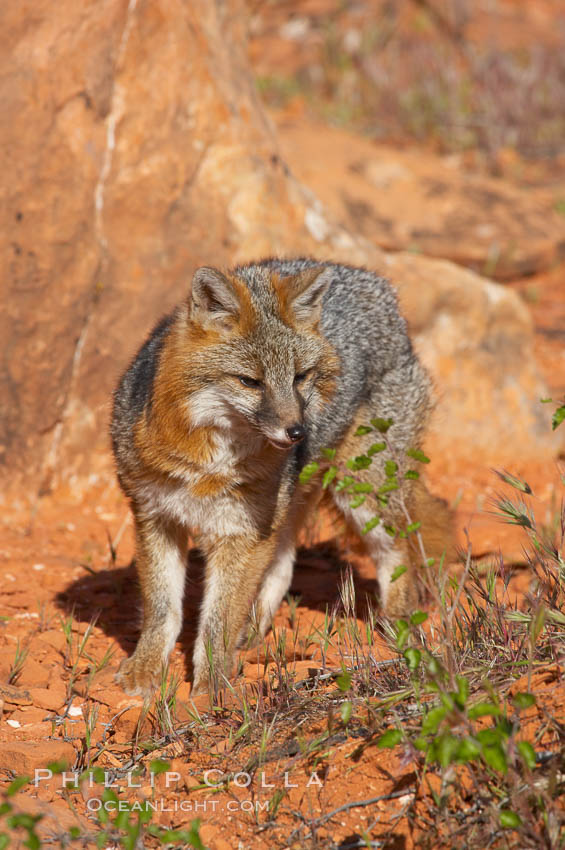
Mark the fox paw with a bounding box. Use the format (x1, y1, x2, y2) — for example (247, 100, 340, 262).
(115, 654, 160, 698)
(189, 676, 209, 697)
(382, 575, 418, 620)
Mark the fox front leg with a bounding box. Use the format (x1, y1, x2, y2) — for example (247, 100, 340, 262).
(116, 514, 187, 697)
(192, 535, 275, 695)
(238, 536, 296, 648)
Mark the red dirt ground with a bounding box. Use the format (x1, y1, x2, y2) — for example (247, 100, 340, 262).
(1, 261, 563, 847)
(2, 0, 565, 844)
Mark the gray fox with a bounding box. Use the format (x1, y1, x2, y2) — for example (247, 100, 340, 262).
(111, 258, 452, 696)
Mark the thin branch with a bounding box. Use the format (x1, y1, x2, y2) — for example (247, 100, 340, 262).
(316, 788, 414, 826)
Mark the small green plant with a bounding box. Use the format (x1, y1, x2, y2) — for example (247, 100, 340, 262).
(0, 775, 42, 850)
(541, 396, 565, 431)
(152, 667, 181, 737)
(78, 701, 100, 770)
(299, 416, 430, 554)
(0, 763, 206, 849)
(8, 640, 29, 686)
(254, 6, 565, 163)
(285, 592, 302, 631)
(84, 644, 115, 696)
(296, 415, 564, 847)
(58, 613, 99, 700)
(89, 761, 206, 850)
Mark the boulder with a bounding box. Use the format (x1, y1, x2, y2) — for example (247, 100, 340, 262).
(274, 117, 565, 280)
(0, 0, 373, 503)
(0, 0, 560, 506)
(386, 251, 555, 468)
(0, 740, 76, 776)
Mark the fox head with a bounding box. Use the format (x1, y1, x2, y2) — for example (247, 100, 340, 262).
(180, 264, 340, 449)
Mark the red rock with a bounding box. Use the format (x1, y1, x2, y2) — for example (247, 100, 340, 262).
(241, 661, 266, 682)
(252, 628, 303, 663)
(72, 666, 119, 697)
(388, 251, 560, 468)
(0, 0, 560, 505)
(200, 824, 219, 846)
(14, 792, 89, 834)
(111, 705, 145, 742)
(17, 658, 52, 689)
(36, 631, 68, 653)
(6, 722, 56, 742)
(0, 0, 344, 501)
(290, 661, 321, 683)
(87, 683, 144, 710)
(7, 707, 49, 725)
(186, 693, 214, 715)
(0, 649, 17, 680)
(0, 741, 76, 775)
(276, 117, 565, 281)
(29, 687, 66, 712)
(174, 681, 192, 704)
(0, 682, 32, 706)
(175, 681, 216, 717)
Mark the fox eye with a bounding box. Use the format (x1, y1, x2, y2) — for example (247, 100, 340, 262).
(294, 371, 310, 384)
(238, 375, 262, 389)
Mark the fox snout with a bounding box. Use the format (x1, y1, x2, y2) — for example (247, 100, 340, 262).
(286, 423, 305, 443)
(267, 422, 306, 450)
(255, 380, 309, 450)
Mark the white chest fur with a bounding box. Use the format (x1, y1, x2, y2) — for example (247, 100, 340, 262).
(134, 430, 265, 538)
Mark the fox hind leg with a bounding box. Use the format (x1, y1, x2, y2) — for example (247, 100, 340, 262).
(328, 404, 420, 618)
(330, 489, 417, 618)
(366, 533, 416, 619)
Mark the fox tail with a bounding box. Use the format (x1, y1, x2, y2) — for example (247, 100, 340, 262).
(409, 479, 456, 570)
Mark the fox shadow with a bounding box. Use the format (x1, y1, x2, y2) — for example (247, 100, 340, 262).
(55, 541, 382, 680)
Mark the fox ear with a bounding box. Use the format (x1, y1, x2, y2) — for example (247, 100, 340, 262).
(190, 267, 241, 326)
(283, 267, 333, 325)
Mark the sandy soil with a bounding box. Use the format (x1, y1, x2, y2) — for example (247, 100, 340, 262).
(1, 1, 564, 846)
(0, 257, 563, 846)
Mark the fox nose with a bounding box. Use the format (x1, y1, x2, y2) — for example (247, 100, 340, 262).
(286, 424, 305, 443)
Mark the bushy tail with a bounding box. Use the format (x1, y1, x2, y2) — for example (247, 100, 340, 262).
(409, 479, 456, 568)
